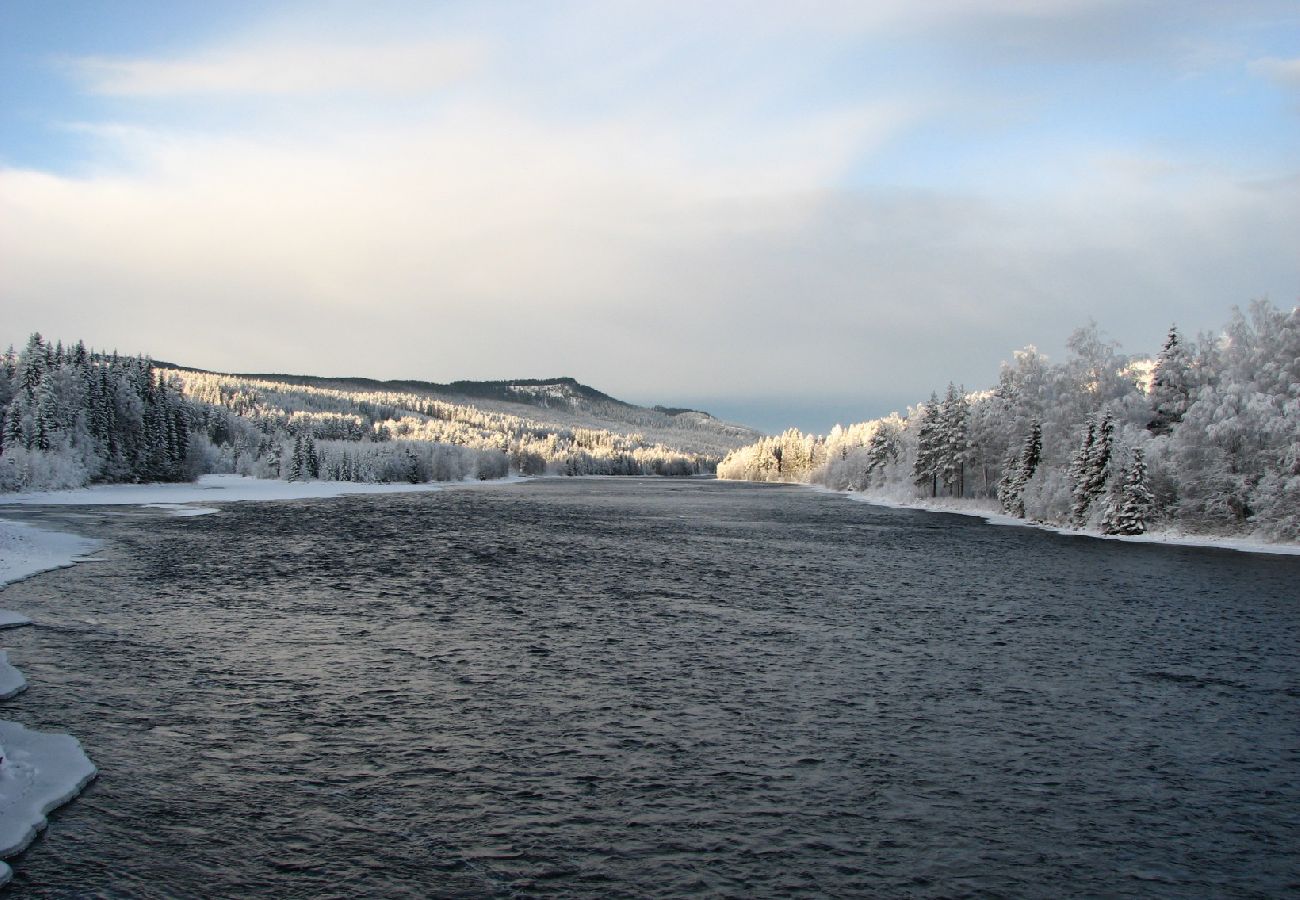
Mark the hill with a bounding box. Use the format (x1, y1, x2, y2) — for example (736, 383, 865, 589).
(0, 336, 763, 491)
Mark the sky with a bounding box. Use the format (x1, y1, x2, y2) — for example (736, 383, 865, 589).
(2, 1, 1298, 434)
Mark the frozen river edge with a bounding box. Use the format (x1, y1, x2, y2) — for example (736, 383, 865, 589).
(0, 520, 102, 887)
(810, 485, 1300, 556)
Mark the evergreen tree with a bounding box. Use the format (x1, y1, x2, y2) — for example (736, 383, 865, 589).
(304, 433, 319, 479)
(1148, 325, 1191, 435)
(19, 333, 46, 399)
(1071, 413, 1114, 526)
(1069, 418, 1098, 526)
(912, 392, 942, 497)
(997, 420, 1041, 518)
(288, 434, 305, 481)
(1103, 448, 1155, 535)
(3, 400, 24, 451)
(864, 420, 901, 481)
(33, 379, 57, 452)
(938, 383, 969, 497)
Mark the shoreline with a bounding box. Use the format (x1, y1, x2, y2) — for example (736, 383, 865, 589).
(806, 484, 1300, 557)
(0, 472, 534, 514)
(0, 519, 102, 887)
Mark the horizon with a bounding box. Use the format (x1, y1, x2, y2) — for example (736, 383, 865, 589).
(2, 2, 1298, 435)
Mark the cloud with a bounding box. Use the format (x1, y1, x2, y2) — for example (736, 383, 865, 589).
(3, 120, 1295, 422)
(6, 3, 1298, 430)
(69, 38, 487, 97)
(1251, 56, 1300, 90)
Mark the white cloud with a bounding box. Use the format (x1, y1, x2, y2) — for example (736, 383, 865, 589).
(70, 38, 487, 97)
(1251, 56, 1300, 89)
(6, 3, 1298, 424)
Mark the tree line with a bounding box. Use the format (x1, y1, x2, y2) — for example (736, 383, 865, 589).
(718, 300, 1299, 541)
(0, 335, 714, 491)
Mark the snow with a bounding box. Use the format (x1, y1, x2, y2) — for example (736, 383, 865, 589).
(817, 487, 1300, 557)
(0, 472, 531, 513)
(0, 521, 103, 886)
(0, 519, 102, 589)
(0, 653, 25, 701)
(0, 721, 97, 887)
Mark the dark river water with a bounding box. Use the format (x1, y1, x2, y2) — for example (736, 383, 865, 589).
(1, 478, 1298, 898)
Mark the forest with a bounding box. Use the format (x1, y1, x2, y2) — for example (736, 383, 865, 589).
(718, 300, 1299, 542)
(0, 338, 720, 491)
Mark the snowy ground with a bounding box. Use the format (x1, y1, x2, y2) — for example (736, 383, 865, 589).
(0, 722, 97, 886)
(814, 486, 1300, 557)
(0, 472, 533, 514)
(0, 518, 102, 588)
(0, 653, 26, 701)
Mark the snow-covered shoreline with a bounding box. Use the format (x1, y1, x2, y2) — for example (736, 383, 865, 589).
(0, 520, 102, 887)
(0, 472, 533, 512)
(810, 485, 1300, 557)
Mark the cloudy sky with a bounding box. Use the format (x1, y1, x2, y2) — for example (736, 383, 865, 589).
(2, 1, 1297, 433)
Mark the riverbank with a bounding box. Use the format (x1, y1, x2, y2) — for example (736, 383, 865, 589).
(811, 486, 1300, 556)
(0, 472, 535, 515)
(0, 519, 101, 886)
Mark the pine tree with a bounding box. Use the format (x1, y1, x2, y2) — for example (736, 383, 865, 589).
(19, 333, 46, 399)
(1071, 413, 1113, 526)
(288, 434, 305, 481)
(997, 420, 1041, 518)
(938, 383, 969, 497)
(865, 420, 900, 481)
(33, 379, 57, 452)
(912, 392, 942, 497)
(1069, 417, 1098, 526)
(1103, 448, 1155, 535)
(304, 433, 319, 479)
(1148, 325, 1192, 435)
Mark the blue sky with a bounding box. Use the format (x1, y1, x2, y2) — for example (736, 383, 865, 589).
(2, 1, 1298, 433)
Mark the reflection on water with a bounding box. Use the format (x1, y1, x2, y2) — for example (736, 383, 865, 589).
(3, 479, 1298, 897)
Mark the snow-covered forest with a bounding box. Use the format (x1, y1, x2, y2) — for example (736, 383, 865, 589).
(0, 336, 723, 491)
(718, 300, 1300, 542)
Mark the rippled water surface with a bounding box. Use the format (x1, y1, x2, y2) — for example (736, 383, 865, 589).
(2, 479, 1298, 897)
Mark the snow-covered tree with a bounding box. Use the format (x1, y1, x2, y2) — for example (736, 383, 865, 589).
(912, 392, 943, 497)
(1103, 448, 1155, 535)
(1147, 325, 1192, 435)
(997, 421, 1041, 518)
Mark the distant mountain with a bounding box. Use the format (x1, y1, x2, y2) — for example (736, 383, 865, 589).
(157, 365, 762, 457)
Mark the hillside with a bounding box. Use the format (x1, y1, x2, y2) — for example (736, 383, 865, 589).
(0, 336, 765, 491)
(160, 366, 761, 458)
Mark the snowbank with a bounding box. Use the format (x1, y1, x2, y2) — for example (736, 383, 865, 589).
(0, 519, 102, 590)
(819, 486, 1300, 557)
(0, 472, 532, 514)
(0, 721, 97, 887)
(0, 521, 102, 886)
(0, 653, 25, 701)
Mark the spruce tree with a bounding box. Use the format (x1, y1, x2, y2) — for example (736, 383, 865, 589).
(1069, 417, 1097, 525)
(304, 433, 319, 479)
(912, 392, 942, 497)
(939, 383, 969, 497)
(289, 434, 305, 481)
(997, 420, 1041, 518)
(1148, 325, 1191, 435)
(1103, 448, 1155, 535)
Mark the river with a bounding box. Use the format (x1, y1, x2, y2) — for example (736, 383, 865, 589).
(2, 478, 1297, 897)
